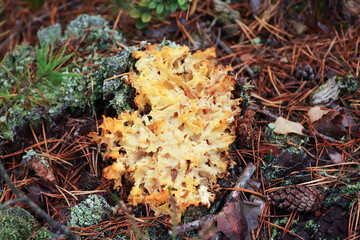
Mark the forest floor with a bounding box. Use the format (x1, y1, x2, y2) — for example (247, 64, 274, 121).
(0, 0, 360, 239)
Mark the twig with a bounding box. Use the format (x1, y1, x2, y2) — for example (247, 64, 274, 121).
(230, 162, 257, 199)
(249, 105, 277, 120)
(302, 129, 338, 143)
(173, 162, 256, 235)
(0, 196, 27, 209)
(0, 162, 78, 240)
(218, 39, 255, 78)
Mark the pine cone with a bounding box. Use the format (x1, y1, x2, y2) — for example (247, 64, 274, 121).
(236, 110, 256, 146)
(295, 63, 318, 81)
(267, 185, 323, 212)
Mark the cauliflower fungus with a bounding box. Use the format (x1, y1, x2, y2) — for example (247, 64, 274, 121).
(92, 44, 241, 217)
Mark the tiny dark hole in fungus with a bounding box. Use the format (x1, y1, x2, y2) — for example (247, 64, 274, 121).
(141, 103, 152, 115)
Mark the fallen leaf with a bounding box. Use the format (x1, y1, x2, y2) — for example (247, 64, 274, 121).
(217, 202, 249, 240)
(273, 117, 304, 135)
(292, 21, 308, 34)
(307, 106, 330, 123)
(241, 200, 263, 231)
(280, 56, 288, 63)
(312, 109, 357, 138)
(327, 148, 342, 163)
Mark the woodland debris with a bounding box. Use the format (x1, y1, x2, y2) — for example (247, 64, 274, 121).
(307, 106, 330, 123)
(273, 117, 304, 135)
(267, 185, 323, 212)
(236, 109, 256, 146)
(213, 0, 241, 35)
(22, 149, 55, 184)
(309, 77, 343, 106)
(312, 109, 358, 139)
(294, 63, 317, 81)
(174, 163, 263, 240)
(0, 162, 78, 240)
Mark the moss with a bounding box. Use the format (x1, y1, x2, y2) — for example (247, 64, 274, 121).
(0, 206, 52, 240)
(305, 220, 319, 232)
(0, 15, 177, 141)
(0, 42, 37, 140)
(69, 195, 111, 228)
(0, 14, 128, 140)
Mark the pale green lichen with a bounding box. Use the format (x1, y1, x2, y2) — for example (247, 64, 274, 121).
(64, 14, 125, 49)
(69, 195, 111, 228)
(0, 42, 35, 87)
(0, 16, 178, 141)
(0, 42, 85, 140)
(0, 206, 52, 240)
(22, 149, 49, 168)
(37, 23, 62, 44)
(101, 52, 135, 114)
(0, 14, 128, 140)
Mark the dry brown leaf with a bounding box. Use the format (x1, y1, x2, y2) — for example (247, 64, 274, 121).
(292, 21, 308, 34)
(280, 56, 288, 63)
(273, 117, 304, 135)
(216, 202, 249, 240)
(307, 106, 330, 123)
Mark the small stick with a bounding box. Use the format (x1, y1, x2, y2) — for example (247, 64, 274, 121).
(0, 196, 27, 209)
(0, 162, 78, 240)
(218, 39, 255, 78)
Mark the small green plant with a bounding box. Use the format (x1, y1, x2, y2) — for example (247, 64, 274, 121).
(305, 220, 319, 232)
(125, 0, 192, 29)
(35, 43, 75, 84)
(0, 42, 78, 140)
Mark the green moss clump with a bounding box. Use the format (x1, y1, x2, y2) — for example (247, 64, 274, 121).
(0, 42, 37, 140)
(69, 195, 111, 228)
(0, 14, 129, 141)
(0, 42, 84, 140)
(0, 206, 52, 240)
